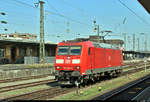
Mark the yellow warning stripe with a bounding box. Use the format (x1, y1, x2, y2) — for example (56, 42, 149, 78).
(135, 88, 142, 90)
(145, 81, 150, 84)
(128, 91, 136, 94)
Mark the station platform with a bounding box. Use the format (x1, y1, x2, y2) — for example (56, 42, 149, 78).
(123, 50, 150, 60)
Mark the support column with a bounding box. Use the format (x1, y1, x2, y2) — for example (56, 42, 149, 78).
(39, 1, 45, 63)
(26, 47, 30, 56)
(33, 47, 38, 57)
(133, 34, 135, 51)
(5, 45, 11, 63)
(49, 48, 52, 56)
(15, 47, 20, 60)
(49, 48, 51, 56)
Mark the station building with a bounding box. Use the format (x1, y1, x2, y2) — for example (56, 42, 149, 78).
(1, 33, 149, 64)
(0, 33, 57, 64)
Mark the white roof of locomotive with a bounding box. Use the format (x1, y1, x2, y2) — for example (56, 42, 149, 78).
(92, 42, 119, 49)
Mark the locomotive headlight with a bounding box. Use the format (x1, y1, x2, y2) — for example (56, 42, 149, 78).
(56, 66, 62, 69)
(76, 66, 80, 69)
(72, 59, 80, 64)
(56, 59, 64, 64)
(74, 66, 80, 70)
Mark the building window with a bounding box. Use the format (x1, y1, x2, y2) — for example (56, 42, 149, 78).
(30, 48, 33, 56)
(45, 49, 48, 57)
(0, 48, 5, 57)
(20, 48, 26, 56)
(9, 35, 14, 37)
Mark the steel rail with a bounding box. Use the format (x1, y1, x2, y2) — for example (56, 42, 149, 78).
(100, 73, 150, 100)
(2, 61, 150, 100)
(0, 74, 53, 83)
(131, 86, 150, 100)
(0, 79, 56, 93)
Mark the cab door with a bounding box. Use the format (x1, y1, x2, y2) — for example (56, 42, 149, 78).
(90, 47, 95, 70)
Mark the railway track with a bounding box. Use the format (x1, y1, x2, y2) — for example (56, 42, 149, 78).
(122, 64, 150, 76)
(0, 74, 53, 83)
(2, 85, 75, 100)
(0, 79, 56, 93)
(94, 74, 150, 100)
(0, 60, 147, 84)
(0, 60, 145, 83)
(2, 61, 150, 100)
(123, 61, 148, 69)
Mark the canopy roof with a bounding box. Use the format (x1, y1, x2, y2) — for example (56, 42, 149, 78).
(138, 0, 150, 14)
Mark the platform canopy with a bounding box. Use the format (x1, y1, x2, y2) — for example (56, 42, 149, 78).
(138, 0, 150, 14)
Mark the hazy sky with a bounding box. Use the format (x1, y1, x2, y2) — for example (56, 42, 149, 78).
(0, 0, 150, 50)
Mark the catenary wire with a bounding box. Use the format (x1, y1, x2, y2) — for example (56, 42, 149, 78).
(117, 0, 150, 26)
(11, 0, 92, 27)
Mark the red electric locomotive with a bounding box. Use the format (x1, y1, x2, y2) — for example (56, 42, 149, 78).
(55, 41, 123, 86)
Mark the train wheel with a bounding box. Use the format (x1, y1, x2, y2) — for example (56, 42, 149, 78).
(117, 69, 122, 76)
(75, 81, 80, 88)
(82, 83, 86, 87)
(60, 85, 66, 88)
(113, 73, 117, 78)
(83, 79, 88, 86)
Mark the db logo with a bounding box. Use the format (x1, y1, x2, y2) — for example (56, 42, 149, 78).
(66, 59, 71, 64)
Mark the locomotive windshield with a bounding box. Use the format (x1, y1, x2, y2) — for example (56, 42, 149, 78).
(70, 46, 81, 55)
(57, 46, 81, 55)
(57, 46, 69, 55)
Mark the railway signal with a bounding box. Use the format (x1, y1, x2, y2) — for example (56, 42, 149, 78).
(1, 21, 7, 24)
(1, 12, 6, 15)
(0, 28, 8, 31)
(4, 29, 8, 31)
(93, 20, 100, 37)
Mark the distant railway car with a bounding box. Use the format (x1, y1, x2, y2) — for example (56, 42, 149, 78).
(55, 41, 123, 86)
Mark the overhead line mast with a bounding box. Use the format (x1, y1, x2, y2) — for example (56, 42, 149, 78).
(39, 1, 45, 63)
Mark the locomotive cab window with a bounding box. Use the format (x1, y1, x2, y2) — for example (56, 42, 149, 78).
(57, 46, 81, 55)
(70, 46, 81, 55)
(57, 46, 69, 55)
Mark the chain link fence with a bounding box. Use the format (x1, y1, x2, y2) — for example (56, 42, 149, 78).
(24, 56, 55, 64)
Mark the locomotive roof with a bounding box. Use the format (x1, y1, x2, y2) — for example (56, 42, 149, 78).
(92, 42, 120, 49)
(59, 41, 120, 50)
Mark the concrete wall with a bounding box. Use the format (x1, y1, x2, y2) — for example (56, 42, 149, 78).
(0, 65, 55, 80)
